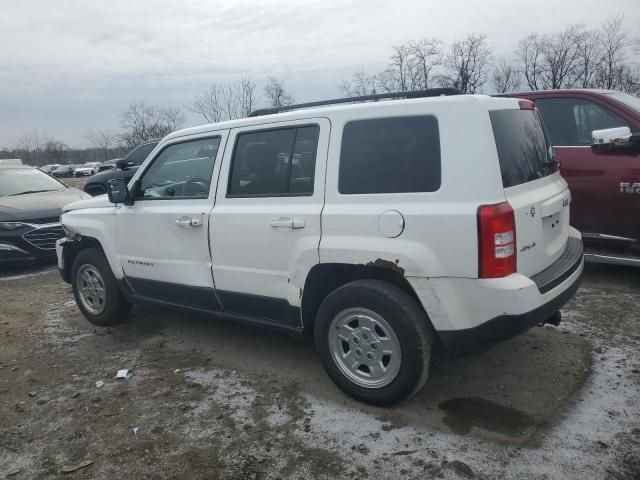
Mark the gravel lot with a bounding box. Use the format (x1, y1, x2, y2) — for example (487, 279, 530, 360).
(1, 258, 639, 479)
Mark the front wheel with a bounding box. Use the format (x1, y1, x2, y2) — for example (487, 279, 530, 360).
(314, 279, 432, 406)
(71, 247, 131, 326)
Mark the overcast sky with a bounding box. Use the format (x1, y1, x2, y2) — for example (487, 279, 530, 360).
(1, 0, 638, 148)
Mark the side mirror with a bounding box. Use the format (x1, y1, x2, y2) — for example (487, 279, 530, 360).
(591, 126, 640, 152)
(107, 178, 131, 204)
(116, 158, 135, 170)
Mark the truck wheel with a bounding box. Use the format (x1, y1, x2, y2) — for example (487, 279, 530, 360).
(314, 279, 432, 406)
(71, 247, 131, 326)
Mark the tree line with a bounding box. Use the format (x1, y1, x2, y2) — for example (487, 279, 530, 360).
(340, 16, 639, 96)
(1, 76, 294, 166)
(2, 16, 638, 166)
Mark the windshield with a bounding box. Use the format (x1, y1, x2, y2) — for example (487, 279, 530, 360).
(604, 92, 640, 116)
(490, 109, 558, 188)
(0, 168, 66, 196)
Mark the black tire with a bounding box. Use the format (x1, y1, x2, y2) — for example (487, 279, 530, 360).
(314, 279, 432, 406)
(71, 247, 131, 326)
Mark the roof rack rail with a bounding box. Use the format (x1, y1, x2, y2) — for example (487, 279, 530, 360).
(248, 87, 462, 117)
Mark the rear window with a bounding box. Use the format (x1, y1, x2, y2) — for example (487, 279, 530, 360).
(339, 116, 441, 194)
(490, 109, 557, 188)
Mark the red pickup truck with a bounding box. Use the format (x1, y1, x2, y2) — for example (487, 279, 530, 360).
(500, 89, 640, 266)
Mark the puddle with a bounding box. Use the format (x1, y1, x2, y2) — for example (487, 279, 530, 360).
(440, 397, 537, 437)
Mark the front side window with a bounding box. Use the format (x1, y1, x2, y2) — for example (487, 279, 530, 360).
(339, 116, 441, 194)
(536, 98, 630, 146)
(138, 137, 220, 199)
(228, 125, 319, 197)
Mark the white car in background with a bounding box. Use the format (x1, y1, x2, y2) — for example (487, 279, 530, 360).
(73, 162, 103, 177)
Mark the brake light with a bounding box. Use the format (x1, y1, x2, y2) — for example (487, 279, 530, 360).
(518, 99, 535, 110)
(478, 202, 516, 278)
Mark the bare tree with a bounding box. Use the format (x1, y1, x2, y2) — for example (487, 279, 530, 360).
(83, 129, 116, 161)
(189, 76, 259, 122)
(263, 76, 294, 108)
(576, 29, 602, 88)
(237, 76, 258, 117)
(595, 15, 631, 90)
(492, 59, 522, 93)
(44, 138, 66, 164)
(409, 38, 442, 89)
(542, 25, 584, 89)
(119, 103, 185, 149)
(339, 70, 377, 97)
(439, 33, 493, 93)
(189, 84, 224, 123)
(517, 33, 546, 90)
(16, 129, 44, 165)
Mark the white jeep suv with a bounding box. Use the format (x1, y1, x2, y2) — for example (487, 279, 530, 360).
(56, 89, 584, 406)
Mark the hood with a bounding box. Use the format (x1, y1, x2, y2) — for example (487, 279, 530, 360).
(0, 188, 90, 222)
(62, 194, 113, 213)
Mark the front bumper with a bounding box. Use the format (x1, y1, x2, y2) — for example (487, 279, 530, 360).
(0, 223, 64, 266)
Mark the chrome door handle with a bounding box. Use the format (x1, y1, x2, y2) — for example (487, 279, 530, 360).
(270, 217, 305, 229)
(176, 216, 203, 229)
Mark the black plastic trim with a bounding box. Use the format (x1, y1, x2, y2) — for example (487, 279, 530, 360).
(119, 277, 302, 330)
(438, 262, 583, 356)
(249, 88, 462, 117)
(531, 237, 583, 293)
(216, 290, 301, 327)
(126, 276, 222, 312)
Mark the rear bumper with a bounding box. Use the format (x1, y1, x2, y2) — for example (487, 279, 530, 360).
(408, 229, 584, 356)
(438, 263, 582, 356)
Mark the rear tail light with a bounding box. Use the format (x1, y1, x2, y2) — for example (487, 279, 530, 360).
(478, 202, 516, 278)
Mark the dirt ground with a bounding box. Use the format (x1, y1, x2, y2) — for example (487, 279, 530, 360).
(0, 261, 639, 479)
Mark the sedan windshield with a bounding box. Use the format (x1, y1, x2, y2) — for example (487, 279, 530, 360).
(0, 168, 66, 196)
(605, 92, 640, 115)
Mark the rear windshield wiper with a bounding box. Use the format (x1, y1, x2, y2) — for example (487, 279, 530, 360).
(6, 189, 61, 196)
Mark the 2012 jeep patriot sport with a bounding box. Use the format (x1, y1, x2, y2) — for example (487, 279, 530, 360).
(56, 89, 584, 406)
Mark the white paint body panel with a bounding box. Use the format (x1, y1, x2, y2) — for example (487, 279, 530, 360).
(210, 118, 329, 307)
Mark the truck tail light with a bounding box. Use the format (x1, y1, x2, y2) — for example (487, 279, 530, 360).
(478, 202, 516, 278)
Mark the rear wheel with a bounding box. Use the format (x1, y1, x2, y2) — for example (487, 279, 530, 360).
(71, 247, 131, 326)
(314, 279, 432, 406)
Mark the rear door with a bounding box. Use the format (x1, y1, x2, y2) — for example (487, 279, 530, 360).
(534, 95, 640, 242)
(490, 107, 571, 276)
(210, 119, 328, 326)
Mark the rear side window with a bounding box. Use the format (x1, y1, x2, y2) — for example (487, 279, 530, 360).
(339, 116, 441, 194)
(490, 109, 557, 188)
(228, 125, 319, 197)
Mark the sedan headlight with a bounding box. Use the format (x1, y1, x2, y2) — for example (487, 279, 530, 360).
(0, 222, 29, 232)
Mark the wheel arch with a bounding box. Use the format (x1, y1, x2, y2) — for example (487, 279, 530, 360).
(301, 262, 434, 336)
(60, 236, 108, 284)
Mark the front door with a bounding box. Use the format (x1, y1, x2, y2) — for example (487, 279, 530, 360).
(210, 119, 329, 326)
(535, 96, 640, 242)
(115, 133, 227, 308)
